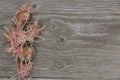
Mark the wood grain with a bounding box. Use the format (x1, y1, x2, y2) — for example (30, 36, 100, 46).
(1, 0, 120, 80)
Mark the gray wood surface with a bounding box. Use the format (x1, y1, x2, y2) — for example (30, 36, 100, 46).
(0, 0, 120, 80)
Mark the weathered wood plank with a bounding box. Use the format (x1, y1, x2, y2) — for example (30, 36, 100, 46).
(0, 78, 72, 80)
(1, 0, 120, 80)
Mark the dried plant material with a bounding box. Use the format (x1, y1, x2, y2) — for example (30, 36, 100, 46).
(20, 47, 35, 60)
(13, 1, 32, 29)
(17, 59, 33, 79)
(4, 1, 44, 80)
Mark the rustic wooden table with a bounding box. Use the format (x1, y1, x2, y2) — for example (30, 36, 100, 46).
(0, 0, 120, 80)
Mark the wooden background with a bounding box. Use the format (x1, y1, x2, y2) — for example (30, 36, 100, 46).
(0, 0, 120, 80)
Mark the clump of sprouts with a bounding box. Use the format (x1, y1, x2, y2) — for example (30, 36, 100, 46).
(4, 1, 44, 80)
